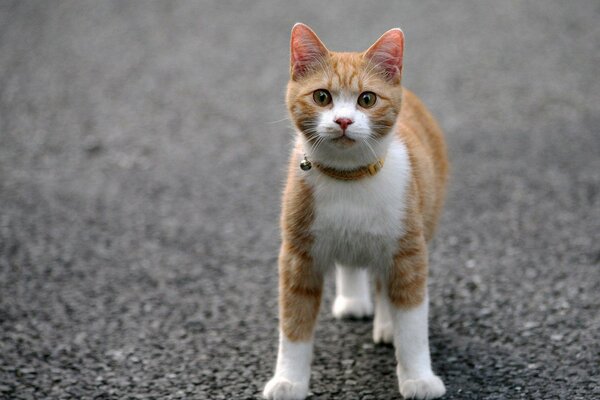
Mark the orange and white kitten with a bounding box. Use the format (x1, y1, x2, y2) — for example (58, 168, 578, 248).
(264, 24, 448, 400)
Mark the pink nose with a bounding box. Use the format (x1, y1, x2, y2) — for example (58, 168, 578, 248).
(335, 118, 353, 131)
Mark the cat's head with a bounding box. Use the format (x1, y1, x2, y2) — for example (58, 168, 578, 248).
(286, 23, 404, 168)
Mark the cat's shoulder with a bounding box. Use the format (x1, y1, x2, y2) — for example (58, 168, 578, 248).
(396, 87, 445, 153)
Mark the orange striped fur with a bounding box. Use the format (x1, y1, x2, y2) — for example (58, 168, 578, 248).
(279, 150, 323, 341)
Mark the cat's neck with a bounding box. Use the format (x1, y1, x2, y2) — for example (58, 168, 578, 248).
(298, 132, 392, 171)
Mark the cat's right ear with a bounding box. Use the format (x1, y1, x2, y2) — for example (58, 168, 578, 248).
(290, 23, 329, 81)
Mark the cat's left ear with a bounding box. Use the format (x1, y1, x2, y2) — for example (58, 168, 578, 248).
(290, 23, 329, 81)
(364, 28, 404, 84)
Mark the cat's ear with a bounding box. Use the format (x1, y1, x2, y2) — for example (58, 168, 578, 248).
(364, 28, 404, 84)
(290, 23, 329, 81)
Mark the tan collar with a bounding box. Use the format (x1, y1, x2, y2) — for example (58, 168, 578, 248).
(311, 158, 385, 181)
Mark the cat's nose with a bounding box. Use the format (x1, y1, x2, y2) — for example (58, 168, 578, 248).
(335, 118, 353, 131)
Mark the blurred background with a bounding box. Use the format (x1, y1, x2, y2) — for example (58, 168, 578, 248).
(0, 1, 598, 399)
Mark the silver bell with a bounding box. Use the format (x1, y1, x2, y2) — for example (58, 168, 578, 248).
(300, 157, 312, 171)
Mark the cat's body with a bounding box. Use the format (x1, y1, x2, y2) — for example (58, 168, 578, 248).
(264, 24, 448, 400)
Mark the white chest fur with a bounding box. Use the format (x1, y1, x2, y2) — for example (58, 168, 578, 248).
(302, 137, 412, 271)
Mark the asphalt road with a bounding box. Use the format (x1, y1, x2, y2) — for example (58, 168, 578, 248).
(1, 1, 599, 399)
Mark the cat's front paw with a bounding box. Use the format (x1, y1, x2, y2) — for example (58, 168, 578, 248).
(398, 373, 446, 399)
(332, 295, 373, 319)
(263, 376, 308, 400)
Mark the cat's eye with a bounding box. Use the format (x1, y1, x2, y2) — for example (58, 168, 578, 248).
(357, 91, 377, 108)
(313, 89, 332, 106)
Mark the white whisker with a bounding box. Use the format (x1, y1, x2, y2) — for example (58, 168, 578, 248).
(269, 117, 291, 124)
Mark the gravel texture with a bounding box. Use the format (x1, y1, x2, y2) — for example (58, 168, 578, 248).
(1, 1, 599, 399)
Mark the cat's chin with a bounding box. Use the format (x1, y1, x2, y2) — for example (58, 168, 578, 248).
(330, 136, 356, 148)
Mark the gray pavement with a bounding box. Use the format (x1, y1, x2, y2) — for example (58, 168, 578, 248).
(1, 1, 599, 399)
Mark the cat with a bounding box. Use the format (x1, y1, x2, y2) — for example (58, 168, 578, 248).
(264, 23, 448, 400)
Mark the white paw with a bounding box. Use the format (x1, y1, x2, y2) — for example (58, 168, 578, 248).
(332, 295, 373, 319)
(372, 319, 393, 344)
(263, 376, 308, 400)
(398, 373, 446, 399)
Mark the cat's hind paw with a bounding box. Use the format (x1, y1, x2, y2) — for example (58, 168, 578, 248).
(372, 319, 393, 344)
(332, 295, 373, 319)
(399, 374, 446, 399)
(263, 376, 308, 400)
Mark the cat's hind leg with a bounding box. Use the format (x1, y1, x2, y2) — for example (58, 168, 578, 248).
(373, 278, 394, 344)
(332, 264, 373, 319)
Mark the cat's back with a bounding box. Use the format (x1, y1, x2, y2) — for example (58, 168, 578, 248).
(396, 88, 448, 240)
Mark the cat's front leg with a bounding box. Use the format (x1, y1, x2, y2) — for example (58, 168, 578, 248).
(388, 235, 446, 400)
(264, 243, 323, 400)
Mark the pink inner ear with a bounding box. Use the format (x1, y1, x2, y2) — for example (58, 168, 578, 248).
(365, 29, 404, 82)
(290, 24, 327, 79)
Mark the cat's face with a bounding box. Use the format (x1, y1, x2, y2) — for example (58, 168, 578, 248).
(286, 24, 404, 165)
